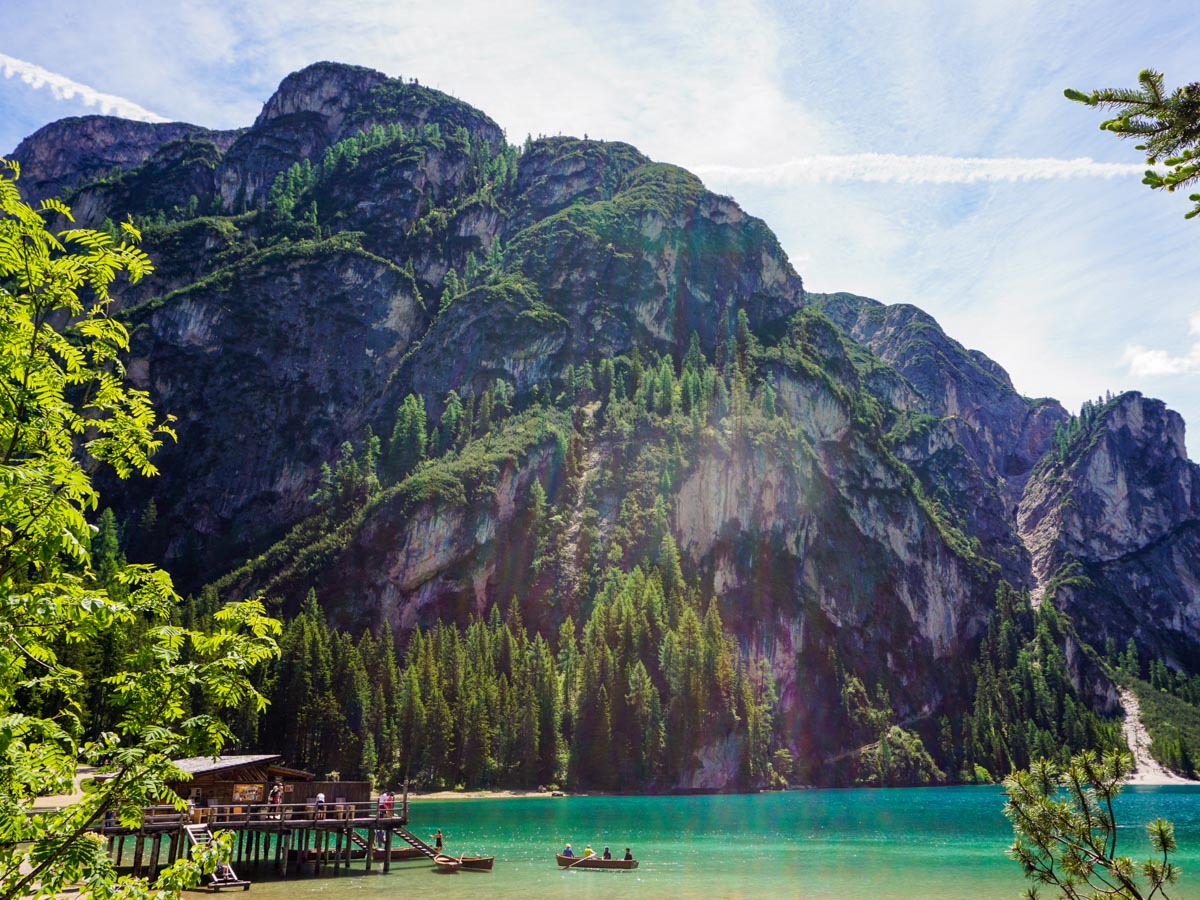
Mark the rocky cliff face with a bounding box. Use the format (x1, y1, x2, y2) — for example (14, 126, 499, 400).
(1019, 393, 1200, 667)
(8, 116, 236, 202)
(22, 62, 1200, 787)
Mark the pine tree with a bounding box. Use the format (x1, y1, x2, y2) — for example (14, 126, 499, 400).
(388, 394, 427, 480)
(1067, 69, 1200, 218)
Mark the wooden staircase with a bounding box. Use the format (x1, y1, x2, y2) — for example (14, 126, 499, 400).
(184, 824, 251, 891)
(395, 826, 459, 871)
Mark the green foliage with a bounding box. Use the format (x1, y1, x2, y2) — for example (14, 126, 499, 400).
(855, 725, 945, 787)
(1049, 395, 1119, 465)
(962, 586, 1123, 780)
(840, 674, 945, 786)
(1067, 69, 1200, 218)
(1004, 750, 1179, 899)
(0, 163, 280, 898)
(386, 394, 427, 481)
(250, 558, 775, 791)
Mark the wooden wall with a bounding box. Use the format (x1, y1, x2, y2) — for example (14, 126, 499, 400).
(173, 777, 371, 805)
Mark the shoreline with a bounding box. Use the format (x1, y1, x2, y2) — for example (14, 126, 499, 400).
(403, 774, 1200, 801)
(406, 789, 562, 801)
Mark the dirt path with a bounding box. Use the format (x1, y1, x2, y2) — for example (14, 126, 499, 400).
(1119, 687, 1198, 784)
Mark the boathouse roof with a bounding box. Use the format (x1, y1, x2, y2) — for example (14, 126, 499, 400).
(173, 754, 283, 776)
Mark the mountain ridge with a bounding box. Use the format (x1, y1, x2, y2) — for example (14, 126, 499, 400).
(9, 60, 1200, 790)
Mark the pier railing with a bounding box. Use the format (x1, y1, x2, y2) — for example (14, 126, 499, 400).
(83, 799, 408, 833)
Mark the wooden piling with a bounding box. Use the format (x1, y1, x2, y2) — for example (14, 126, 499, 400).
(132, 833, 145, 876)
(148, 834, 162, 881)
(366, 824, 374, 873)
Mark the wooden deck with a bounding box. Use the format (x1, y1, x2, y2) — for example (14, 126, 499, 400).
(90, 799, 413, 880)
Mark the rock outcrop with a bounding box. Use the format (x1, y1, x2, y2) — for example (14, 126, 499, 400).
(8, 116, 238, 202)
(1019, 393, 1200, 667)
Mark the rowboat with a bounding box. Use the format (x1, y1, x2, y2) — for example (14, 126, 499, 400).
(434, 854, 461, 872)
(372, 846, 425, 861)
(556, 853, 638, 870)
(457, 855, 495, 871)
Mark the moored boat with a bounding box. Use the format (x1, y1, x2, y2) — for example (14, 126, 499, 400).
(458, 855, 495, 870)
(434, 854, 461, 872)
(556, 853, 638, 870)
(372, 846, 425, 861)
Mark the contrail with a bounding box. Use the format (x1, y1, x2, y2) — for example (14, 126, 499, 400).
(0, 53, 169, 122)
(691, 153, 1150, 185)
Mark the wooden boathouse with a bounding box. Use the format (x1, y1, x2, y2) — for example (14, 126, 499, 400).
(89, 755, 436, 884)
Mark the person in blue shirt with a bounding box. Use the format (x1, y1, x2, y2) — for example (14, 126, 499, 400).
(562, 843, 575, 857)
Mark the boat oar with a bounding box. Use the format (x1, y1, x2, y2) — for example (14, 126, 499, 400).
(566, 854, 589, 868)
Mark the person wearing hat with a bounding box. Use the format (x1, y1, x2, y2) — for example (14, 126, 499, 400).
(561, 842, 575, 857)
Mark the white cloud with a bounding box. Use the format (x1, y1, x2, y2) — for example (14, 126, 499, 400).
(689, 154, 1149, 186)
(0, 53, 168, 122)
(1124, 314, 1200, 377)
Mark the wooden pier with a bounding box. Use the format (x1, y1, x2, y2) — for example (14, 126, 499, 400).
(93, 798, 414, 882)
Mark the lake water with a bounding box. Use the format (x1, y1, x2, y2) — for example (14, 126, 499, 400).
(225, 786, 1200, 899)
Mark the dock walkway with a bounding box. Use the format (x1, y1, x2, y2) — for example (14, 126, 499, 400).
(89, 799, 410, 880)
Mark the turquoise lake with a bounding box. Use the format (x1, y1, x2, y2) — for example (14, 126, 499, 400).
(223, 786, 1200, 899)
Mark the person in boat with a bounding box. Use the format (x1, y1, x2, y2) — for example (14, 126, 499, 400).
(433, 828, 444, 852)
(602, 846, 612, 860)
(583, 844, 595, 858)
(561, 843, 574, 857)
(623, 848, 633, 861)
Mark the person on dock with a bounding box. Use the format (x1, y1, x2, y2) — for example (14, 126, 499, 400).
(602, 846, 611, 860)
(315, 792, 326, 815)
(623, 848, 633, 861)
(561, 843, 574, 857)
(267, 782, 283, 819)
(583, 844, 594, 858)
(433, 828, 444, 852)
(384, 790, 394, 816)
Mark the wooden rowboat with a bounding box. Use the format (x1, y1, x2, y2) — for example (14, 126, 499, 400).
(434, 854, 461, 872)
(372, 846, 425, 861)
(457, 855, 495, 871)
(556, 853, 638, 870)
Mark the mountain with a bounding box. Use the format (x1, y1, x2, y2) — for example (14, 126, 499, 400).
(10, 62, 1200, 790)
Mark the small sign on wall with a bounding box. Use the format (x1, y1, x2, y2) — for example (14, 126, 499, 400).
(232, 783, 263, 802)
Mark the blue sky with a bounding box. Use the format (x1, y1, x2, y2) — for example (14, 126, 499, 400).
(3, 0, 1199, 449)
